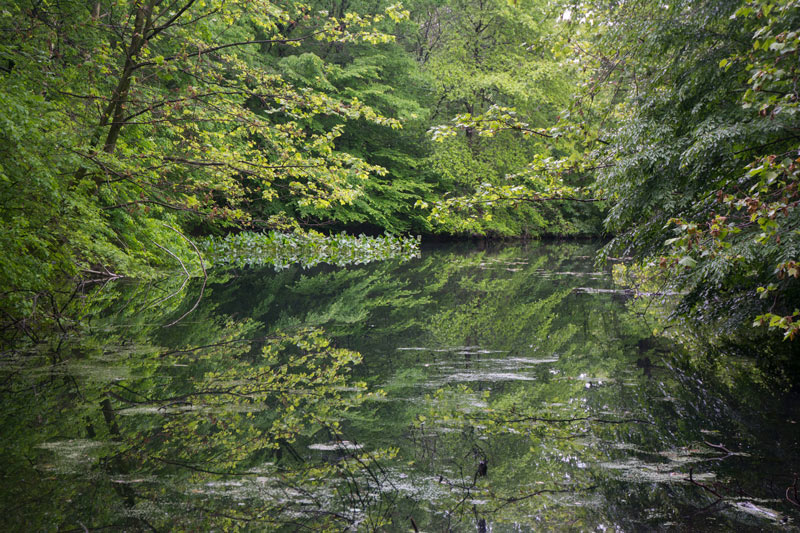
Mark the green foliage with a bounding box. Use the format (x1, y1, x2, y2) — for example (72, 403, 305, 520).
(200, 230, 421, 269)
(0, 0, 414, 333)
(572, 0, 800, 341)
(3, 241, 798, 530)
(246, 0, 442, 234)
(411, 0, 605, 236)
(0, 0, 607, 343)
(135, 327, 369, 468)
(0, 271, 388, 530)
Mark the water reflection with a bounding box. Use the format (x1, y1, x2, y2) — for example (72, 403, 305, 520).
(1, 241, 799, 531)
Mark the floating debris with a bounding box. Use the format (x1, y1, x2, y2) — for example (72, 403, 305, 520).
(308, 441, 364, 451)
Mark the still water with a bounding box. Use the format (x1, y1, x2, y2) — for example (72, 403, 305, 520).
(2, 241, 799, 531)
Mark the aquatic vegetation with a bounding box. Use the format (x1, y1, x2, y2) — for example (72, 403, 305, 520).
(200, 231, 421, 270)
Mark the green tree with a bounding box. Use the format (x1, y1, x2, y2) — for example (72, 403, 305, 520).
(0, 0, 406, 333)
(568, 0, 800, 342)
(411, 0, 604, 236)
(255, 7, 439, 232)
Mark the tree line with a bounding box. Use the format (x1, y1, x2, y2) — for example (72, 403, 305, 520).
(1, 0, 798, 345)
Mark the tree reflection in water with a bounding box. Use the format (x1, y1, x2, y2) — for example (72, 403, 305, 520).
(2, 242, 799, 531)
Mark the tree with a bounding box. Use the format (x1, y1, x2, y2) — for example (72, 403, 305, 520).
(0, 0, 407, 332)
(251, 0, 439, 232)
(569, 0, 800, 341)
(411, 0, 605, 236)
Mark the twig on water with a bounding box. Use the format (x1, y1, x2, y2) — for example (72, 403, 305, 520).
(161, 224, 207, 328)
(688, 467, 724, 500)
(787, 475, 799, 508)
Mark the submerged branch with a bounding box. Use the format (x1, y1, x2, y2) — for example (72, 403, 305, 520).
(688, 467, 724, 500)
(160, 224, 207, 328)
(490, 485, 596, 513)
(788, 476, 800, 508)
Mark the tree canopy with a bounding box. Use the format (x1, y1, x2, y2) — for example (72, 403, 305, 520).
(2, 0, 798, 348)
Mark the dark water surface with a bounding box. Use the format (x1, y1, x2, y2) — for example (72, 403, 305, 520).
(2, 241, 799, 531)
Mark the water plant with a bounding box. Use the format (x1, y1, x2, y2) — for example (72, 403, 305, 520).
(200, 231, 421, 270)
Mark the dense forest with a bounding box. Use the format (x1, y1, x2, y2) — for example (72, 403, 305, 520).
(1, 0, 800, 529)
(2, 0, 798, 346)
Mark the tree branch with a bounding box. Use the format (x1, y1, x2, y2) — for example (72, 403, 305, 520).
(162, 224, 207, 328)
(146, 0, 196, 40)
(133, 31, 327, 70)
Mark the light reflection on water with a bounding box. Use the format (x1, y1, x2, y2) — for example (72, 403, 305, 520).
(2, 241, 799, 531)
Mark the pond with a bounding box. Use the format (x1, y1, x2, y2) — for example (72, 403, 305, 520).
(2, 241, 799, 531)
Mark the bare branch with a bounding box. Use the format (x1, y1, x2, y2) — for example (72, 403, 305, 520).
(162, 224, 207, 328)
(147, 0, 196, 40)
